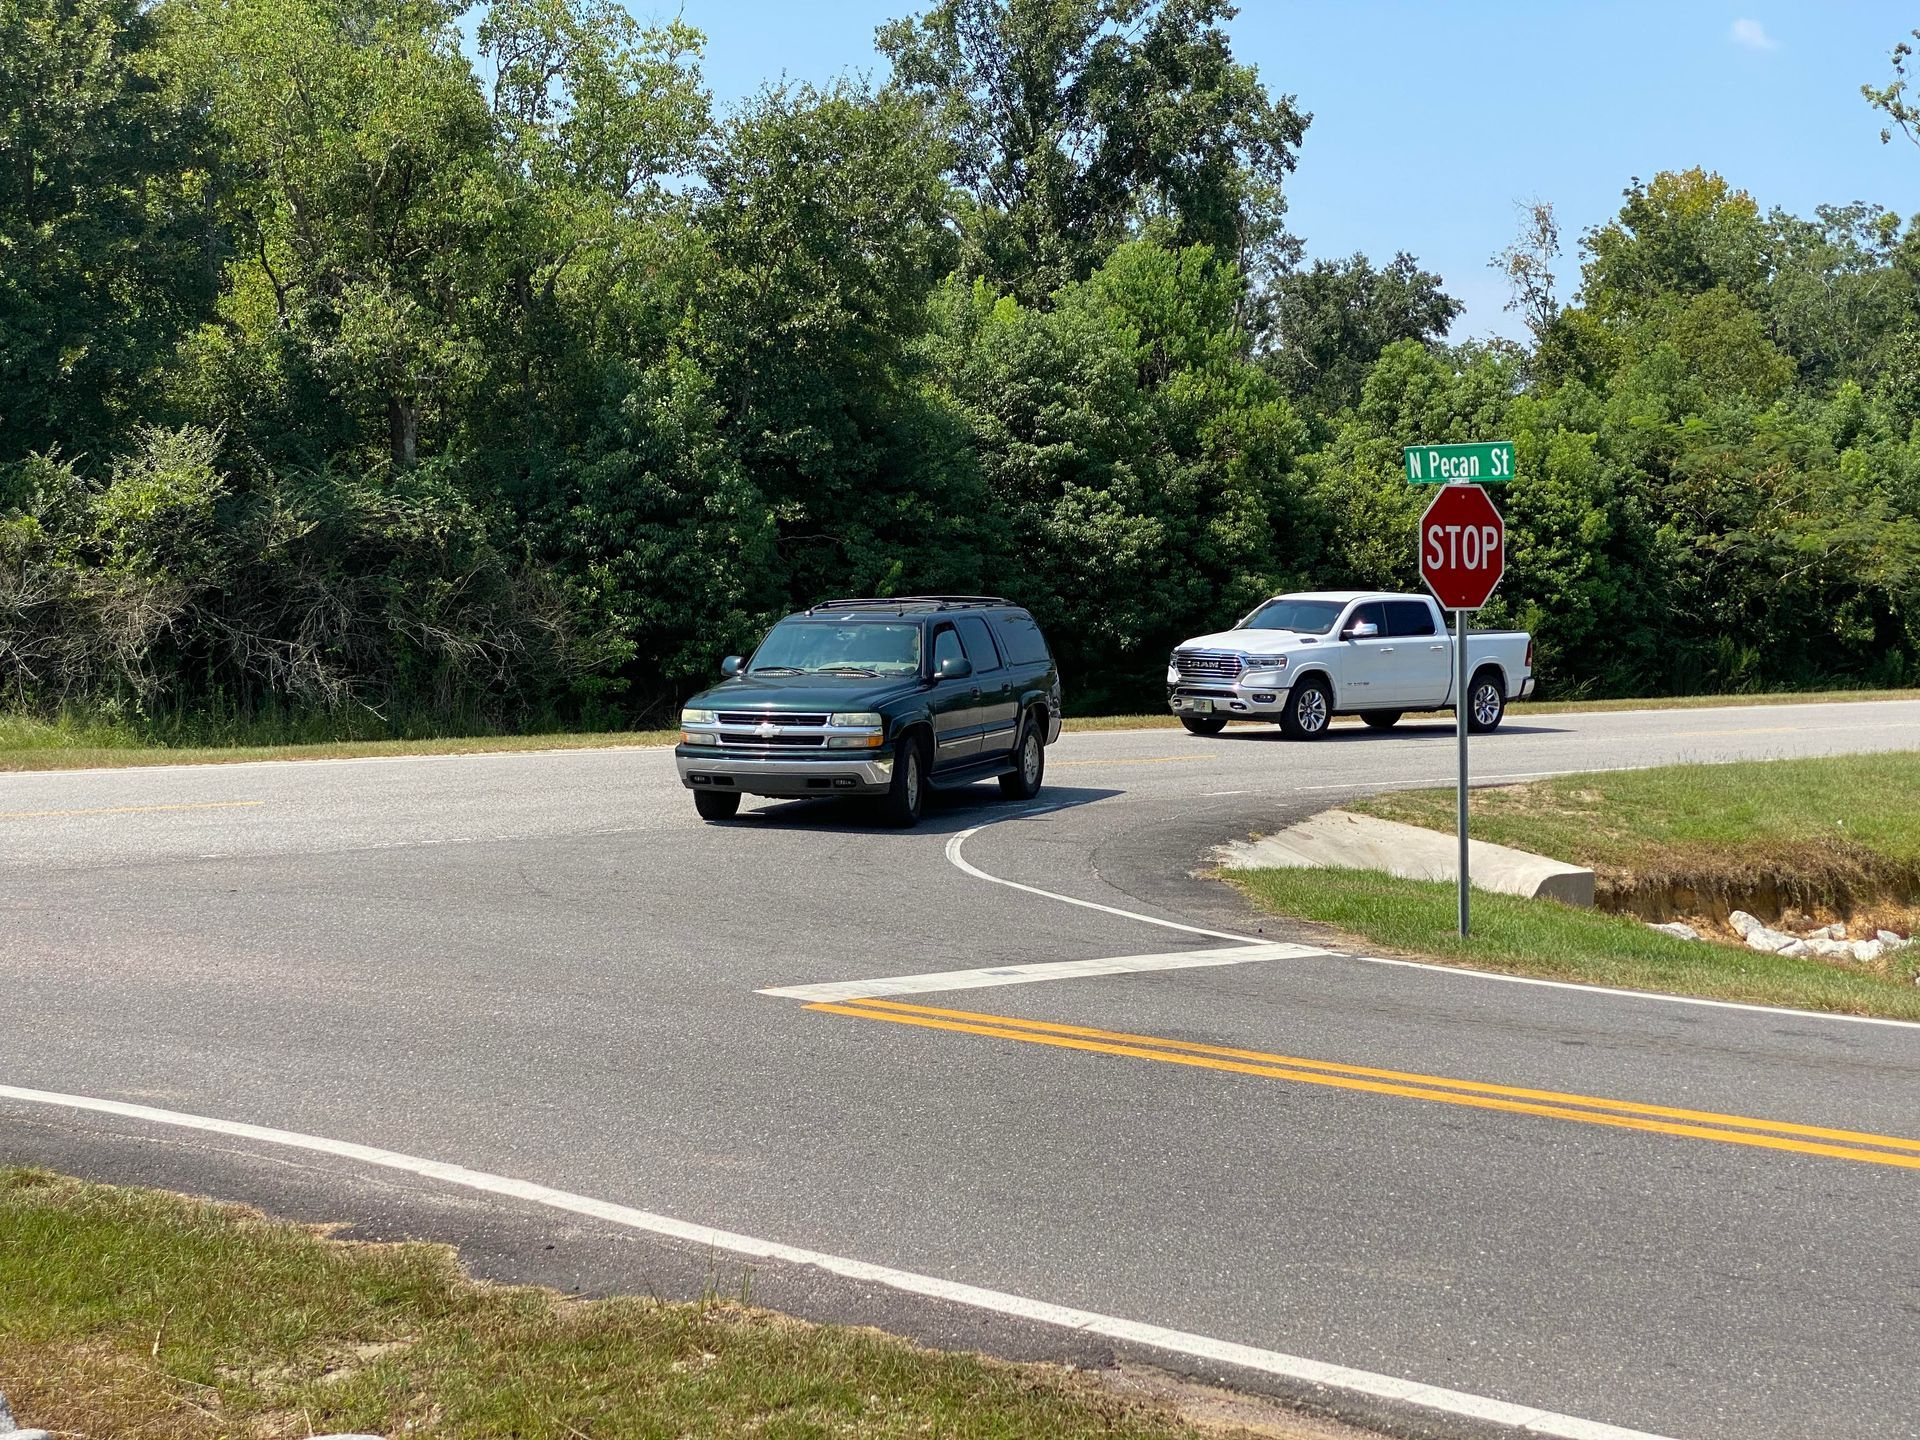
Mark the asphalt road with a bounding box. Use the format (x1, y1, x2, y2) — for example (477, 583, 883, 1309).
(6, 701, 1920, 1440)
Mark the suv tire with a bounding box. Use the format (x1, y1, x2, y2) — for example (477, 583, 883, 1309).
(693, 790, 740, 821)
(880, 734, 927, 827)
(1278, 677, 1333, 740)
(999, 714, 1046, 800)
(1466, 669, 1507, 733)
(1361, 711, 1402, 731)
(1179, 715, 1228, 736)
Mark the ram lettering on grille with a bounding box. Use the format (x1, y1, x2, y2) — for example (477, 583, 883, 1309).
(1175, 651, 1244, 680)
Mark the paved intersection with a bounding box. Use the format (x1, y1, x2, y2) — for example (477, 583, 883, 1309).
(4, 702, 1920, 1439)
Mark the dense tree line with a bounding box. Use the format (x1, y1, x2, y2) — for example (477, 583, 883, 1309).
(3, 0, 1919, 729)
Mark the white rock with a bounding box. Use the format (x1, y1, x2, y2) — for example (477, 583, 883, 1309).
(1806, 938, 1855, 959)
(1852, 940, 1886, 964)
(1728, 910, 1765, 938)
(1877, 929, 1907, 947)
(1649, 922, 1699, 940)
(1778, 940, 1812, 957)
(1745, 926, 1797, 953)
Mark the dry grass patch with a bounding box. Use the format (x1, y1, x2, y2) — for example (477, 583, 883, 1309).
(0, 1170, 1308, 1440)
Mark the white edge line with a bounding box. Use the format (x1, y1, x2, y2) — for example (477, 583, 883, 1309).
(757, 943, 1329, 1002)
(1338, 953, 1920, 1030)
(945, 824, 1255, 943)
(952, 805, 1920, 1033)
(0, 1083, 1673, 1440)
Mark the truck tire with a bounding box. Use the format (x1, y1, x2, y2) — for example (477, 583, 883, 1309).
(880, 733, 927, 827)
(693, 789, 740, 821)
(1466, 669, 1507, 733)
(1180, 715, 1228, 736)
(1279, 677, 1333, 740)
(999, 713, 1046, 799)
(1361, 711, 1402, 731)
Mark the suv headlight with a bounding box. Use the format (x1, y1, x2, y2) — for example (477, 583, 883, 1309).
(827, 711, 884, 748)
(681, 708, 717, 726)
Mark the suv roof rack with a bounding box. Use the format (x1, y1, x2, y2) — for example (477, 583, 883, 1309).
(806, 595, 1013, 614)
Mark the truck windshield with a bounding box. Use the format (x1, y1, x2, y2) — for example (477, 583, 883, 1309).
(750, 622, 922, 677)
(1239, 599, 1343, 634)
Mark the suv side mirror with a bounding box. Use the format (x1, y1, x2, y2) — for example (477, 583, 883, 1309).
(937, 655, 974, 681)
(1342, 621, 1379, 641)
(720, 655, 742, 677)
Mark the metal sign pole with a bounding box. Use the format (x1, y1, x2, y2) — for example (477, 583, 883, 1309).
(1456, 606, 1470, 937)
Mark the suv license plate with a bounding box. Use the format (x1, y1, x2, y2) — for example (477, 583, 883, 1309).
(1186, 698, 1213, 714)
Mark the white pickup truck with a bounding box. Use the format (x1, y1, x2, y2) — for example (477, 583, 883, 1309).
(1166, 590, 1534, 739)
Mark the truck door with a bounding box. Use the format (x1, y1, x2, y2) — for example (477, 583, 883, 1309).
(1384, 599, 1452, 706)
(1338, 602, 1394, 706)
(929, 624, 979, 766)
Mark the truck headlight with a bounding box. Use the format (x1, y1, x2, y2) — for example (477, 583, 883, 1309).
(1166, 660, 1180, 683)
(829, 711, 882, 728)
(681, 708, 717, 726)
(1242, 661, 1287, 687)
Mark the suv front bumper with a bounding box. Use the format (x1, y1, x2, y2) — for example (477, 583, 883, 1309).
(675, 748, 896, 798)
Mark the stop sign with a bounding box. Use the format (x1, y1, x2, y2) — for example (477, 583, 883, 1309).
(1419, 482, 1505, 610)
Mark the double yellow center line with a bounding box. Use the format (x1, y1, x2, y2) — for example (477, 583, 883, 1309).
(808, 997, 1920, 1172)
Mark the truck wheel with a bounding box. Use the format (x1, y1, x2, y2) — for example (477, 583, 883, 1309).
(1361, 711, 1402, 731)
(1179, 715, 1228, 736)
(999, 714, 1046, 799)
(880, 734, 927, 827)
(1466, 670, 1507, 733)
(1278, 677, 1333, 740)
(693, 790, 740, 821)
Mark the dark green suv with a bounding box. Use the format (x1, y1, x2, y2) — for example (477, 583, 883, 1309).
(675, 597, 1063, 827)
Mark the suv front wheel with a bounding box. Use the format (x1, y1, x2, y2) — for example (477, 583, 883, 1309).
(693, 789, 740, 821)
(880, 735, 927, 827)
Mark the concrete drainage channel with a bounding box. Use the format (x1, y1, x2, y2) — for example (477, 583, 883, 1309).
(0, 1392, 47, 1440)
(1217, 809, 1918, 980)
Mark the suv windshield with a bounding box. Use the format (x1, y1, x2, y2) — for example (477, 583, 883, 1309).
(750, 621, 922, 676)
(1239, 598, 1343, 634)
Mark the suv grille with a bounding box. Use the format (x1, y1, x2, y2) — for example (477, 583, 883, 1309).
(718, 711, 828, 726)
(1174, 649, 1244, 681)
(717, 733, 826, 748)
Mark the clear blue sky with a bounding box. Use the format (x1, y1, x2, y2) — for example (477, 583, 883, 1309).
(636, 1, 1917, 339)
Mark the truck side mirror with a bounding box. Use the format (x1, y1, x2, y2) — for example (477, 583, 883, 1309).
(720, 655, 742, 677)
(1342, 621, 1379, 641)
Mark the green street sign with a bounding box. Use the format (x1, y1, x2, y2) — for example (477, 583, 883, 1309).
(1404, 440, 1514, 484)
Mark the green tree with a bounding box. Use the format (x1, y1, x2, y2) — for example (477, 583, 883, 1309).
(0, 0, 217, 463)
(688, 81, 988, 610)
(878, 0, 1307, 303)
(1263, 251, 1461, 416)
(934, 241, 1309, 708)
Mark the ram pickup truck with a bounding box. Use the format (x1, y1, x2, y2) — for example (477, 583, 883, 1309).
(1167, 590, 1534, 739)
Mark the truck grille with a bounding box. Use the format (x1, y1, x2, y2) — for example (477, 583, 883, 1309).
(718, 711, 828, 726)
(1174, 650, 1244, 681)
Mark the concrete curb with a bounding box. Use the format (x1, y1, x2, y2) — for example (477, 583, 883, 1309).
(1217, 809, 1595, 906)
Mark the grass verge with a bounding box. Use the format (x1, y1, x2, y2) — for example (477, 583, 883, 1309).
(1227, 868, 1920, 1019)
(4, 687, 1917, 772)
(0, 713, 676, 772)
(0, 1169, 1288, 1440)
(1354, 752, 1920, 901)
